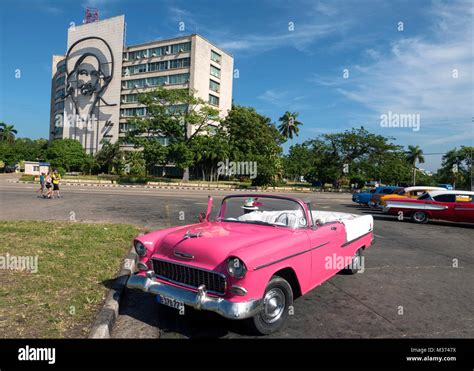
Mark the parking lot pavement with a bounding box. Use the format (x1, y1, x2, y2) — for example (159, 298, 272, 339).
(2, 179, 473, 338)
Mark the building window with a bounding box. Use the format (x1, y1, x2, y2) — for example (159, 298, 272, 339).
(121, 94, 138, 103)
(55, 89, 65, 99)
(54, 101, 64, 111)
(209, 94, 219, 106)
(149, 46, 167, 57)
(56, 76, 65, 86)
(170, 42, 191, 54)
(124, 73, 190, 89)
(167, 104, 188, 114)
(128, 64, 147, 75)
(129, 49, 148, 60)
(211, 50, 221, 64)
(124, 79, 146, 89)
(209, 79, 220, 92)
(148, 61, 168, 72)
(169, 73, 189, 85)
(169, 58, 190, 69)
(210, 65, 221, 78)
(147, 76, 168, 86)
(120, 107, 147, 117)
(56, 61, 66, 74)
(119, 122, 136, 132)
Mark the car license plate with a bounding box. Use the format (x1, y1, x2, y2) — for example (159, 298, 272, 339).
(157, 295, 184, 310)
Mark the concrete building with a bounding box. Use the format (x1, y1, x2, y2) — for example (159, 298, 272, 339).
(50, 15, 233, 154)
(24, 161, 51, 176)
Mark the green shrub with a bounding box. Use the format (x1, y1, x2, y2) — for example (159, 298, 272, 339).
(118, 176, 148, 184)
(20, 175, 35, 182)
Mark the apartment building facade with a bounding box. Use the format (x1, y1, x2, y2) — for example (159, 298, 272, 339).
(50, 15, 233, 154)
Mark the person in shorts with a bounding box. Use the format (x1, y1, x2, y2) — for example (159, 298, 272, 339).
(37, 173, 45, 196)
(44, 173, 53, 199)
(52, 170, 61, 198)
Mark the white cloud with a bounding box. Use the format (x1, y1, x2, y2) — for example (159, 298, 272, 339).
(334, 1, 473, 125)
(258, 89, 310, 110)
(219, 22, 347, 54)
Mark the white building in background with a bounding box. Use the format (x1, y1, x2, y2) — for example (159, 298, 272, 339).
(24, 161, 51, 176)
(50, 15, 234, 154)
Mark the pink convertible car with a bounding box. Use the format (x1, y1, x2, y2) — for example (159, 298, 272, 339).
(127, 194, 375, 334)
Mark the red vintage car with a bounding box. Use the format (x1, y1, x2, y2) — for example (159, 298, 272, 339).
(383, 190, 474, 224)
(127, 194, 374, 334)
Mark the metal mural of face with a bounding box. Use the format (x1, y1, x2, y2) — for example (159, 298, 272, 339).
(65, 37, 115, 121)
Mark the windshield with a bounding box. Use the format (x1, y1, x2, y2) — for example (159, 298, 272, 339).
(218, 196, 307, 229)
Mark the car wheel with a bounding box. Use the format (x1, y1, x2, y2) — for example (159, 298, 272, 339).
(412, 211, 428, 224)
(345, 248, 364, 274)
(247, 276, 293, 335)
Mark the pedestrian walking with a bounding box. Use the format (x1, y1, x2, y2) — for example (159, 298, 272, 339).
(52, 170, 61, 198)
(44, 173, 53, 199)
(37, 173, 45, 196)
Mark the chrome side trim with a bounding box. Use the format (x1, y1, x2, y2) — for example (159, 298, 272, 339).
(253, 242, 329, 271)
(127, 274, 262, 320)
(454, 208, 473, 211)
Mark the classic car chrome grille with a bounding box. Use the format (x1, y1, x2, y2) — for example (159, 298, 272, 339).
(152, 259, 226, 295)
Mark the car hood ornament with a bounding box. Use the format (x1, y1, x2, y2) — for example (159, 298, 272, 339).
(183, 230, 203, 239)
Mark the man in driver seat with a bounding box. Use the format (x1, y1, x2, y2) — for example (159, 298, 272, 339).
(242, 197, 260, 215)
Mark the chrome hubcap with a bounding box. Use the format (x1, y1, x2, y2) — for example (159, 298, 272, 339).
(414, 212, 425, 221)
(353, 252, 361, 269)
(262, 288, 285, 324)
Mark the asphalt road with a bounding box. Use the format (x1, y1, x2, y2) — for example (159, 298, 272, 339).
(1, 175, 473, 338)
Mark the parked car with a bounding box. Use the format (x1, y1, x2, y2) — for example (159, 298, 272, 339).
(4, 165, 16, 173)
(378, 186, 445, 208)
(437, 183, 454, 190)
(356, 186, 399, 206)
(127, 194, 375, 334)
(383, 190, 474, 224)
(368, 187, 404, 208)
(352, 188, 375, 203)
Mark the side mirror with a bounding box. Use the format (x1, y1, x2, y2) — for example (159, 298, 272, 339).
(198, 212, 206, 223)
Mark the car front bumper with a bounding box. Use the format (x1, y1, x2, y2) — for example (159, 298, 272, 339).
(127, 274, 263, 320)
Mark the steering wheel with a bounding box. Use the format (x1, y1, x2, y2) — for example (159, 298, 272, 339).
(275, 212, 296, 227)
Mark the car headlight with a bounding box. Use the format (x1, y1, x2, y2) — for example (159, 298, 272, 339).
(226, 257, 247, 278)
(134, 240, 147, 256)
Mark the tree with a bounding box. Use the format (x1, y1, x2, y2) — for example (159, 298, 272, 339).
(436, 146, 472, 190)
(0, 138, 48, 166)
(285, 127, 410, 187)
(0, 122, 18, 143)
(123, 150, 146, 177)
(45, 139, 88, 172)
(125, 88, 220, 181)
(222, 105, 284, 186)
(95, 141, 124, 174)
(406, 145, 425, 185)
(283, 143, 313, 181)
(190, 127, 230, 181)
(278, 111, 302, 140)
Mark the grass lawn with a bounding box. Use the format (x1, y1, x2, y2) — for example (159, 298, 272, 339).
(0, 221, 141, 338)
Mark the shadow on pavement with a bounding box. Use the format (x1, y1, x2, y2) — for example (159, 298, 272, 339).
(119, 287, 258, 338)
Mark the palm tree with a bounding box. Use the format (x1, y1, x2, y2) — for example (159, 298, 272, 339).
(95, 142, 123, 174)
(278, 111, 302, 140)
(0, 122, 18, 143)
(406, 145, 425, 185)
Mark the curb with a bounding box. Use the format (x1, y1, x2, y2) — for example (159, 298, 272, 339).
(88, 248, 137, 339)
(10, 180, 352, 194)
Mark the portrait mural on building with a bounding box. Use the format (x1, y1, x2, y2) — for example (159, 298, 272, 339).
(63, 36, 116, 152)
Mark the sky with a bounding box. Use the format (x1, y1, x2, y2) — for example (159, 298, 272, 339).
(0, 0, 472, 171)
